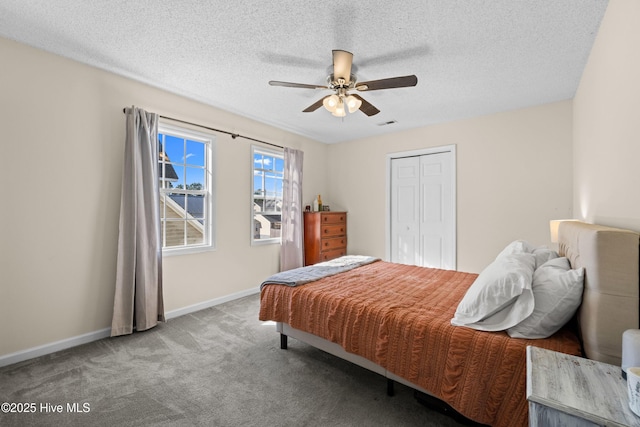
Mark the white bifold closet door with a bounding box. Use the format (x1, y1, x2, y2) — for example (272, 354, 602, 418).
(390, 151, 455, 269)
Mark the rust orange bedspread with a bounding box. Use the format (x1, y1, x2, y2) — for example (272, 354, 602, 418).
(259, 260, 582, 427)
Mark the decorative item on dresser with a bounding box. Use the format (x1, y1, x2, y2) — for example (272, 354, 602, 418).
(303, 211, 347, 266)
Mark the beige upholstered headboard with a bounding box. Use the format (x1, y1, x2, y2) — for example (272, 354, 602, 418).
(558, 221, 639, 365)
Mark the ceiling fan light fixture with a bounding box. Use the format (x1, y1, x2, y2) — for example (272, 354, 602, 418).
(345, 95, 362, 113)
(332, 99, 346, 117)
(323, 94, 340, 113)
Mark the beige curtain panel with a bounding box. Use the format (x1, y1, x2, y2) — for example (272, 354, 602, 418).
(280, 148, 304, 271)
(111, 106, 165, 337)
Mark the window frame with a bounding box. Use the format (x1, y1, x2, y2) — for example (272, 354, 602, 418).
(251, 145, 284, 246)
(158, 122, 216, 256)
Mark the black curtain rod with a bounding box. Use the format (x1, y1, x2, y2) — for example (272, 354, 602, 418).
(122, 108, 284, 150)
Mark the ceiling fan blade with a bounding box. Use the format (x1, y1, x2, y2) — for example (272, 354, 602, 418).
(269, 80, 328, 89)
(302, 96, 330, 113)
(332, 50, 353, 84)
(351, 94, 380, 116)
(355, 75, 418, 91)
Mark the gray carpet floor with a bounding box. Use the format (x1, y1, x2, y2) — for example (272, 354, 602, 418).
(0, 294, 469, 426)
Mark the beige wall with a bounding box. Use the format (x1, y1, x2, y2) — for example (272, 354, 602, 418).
(0, 37, 327, 358)
(573, 0, 640, 232)
(327, 101, 574, 273)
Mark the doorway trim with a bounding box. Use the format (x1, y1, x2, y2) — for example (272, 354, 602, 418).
(385, 144, 457, 269)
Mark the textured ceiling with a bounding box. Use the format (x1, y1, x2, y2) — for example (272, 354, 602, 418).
(0, 0, 608, 144)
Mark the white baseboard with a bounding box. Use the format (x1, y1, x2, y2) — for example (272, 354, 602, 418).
(164, 287, 259, 319)
(0, 287, 261, 368)
(0, 328, 112, 368)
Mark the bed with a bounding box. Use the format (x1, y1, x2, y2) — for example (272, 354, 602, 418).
(259, 221, 639, 426)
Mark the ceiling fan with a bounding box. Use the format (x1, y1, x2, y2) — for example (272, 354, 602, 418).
(269, 50, 418, 117)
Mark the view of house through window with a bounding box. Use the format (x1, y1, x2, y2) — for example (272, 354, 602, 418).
(252, 146, 284, 243)
(158, 124, 214, 253)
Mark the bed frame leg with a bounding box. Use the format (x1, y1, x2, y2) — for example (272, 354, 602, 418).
(280, 333, 288, 350)
(387, 379, 395, 396)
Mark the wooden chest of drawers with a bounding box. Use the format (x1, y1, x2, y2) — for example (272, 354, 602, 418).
(303, 211, 347, 266)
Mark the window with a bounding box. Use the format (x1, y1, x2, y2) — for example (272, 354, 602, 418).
(252, 146, 284, 244)
(158, 123, 215, 254)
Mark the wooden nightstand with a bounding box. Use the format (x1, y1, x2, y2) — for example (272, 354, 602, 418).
(527, 346, 640, 426)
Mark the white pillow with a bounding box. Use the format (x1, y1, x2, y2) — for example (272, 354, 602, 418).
(451, 252, 536, 331)
(495, 240, 535, 260)
(532, 247, 559, 269)
(507, 257, 584, 339)
(496, 240, 558, 269)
